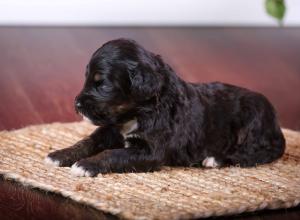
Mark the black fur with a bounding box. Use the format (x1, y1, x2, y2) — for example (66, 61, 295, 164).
(46, 39, 285, 176)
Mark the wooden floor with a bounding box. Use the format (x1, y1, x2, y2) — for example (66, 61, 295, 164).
(0, 27, 299, 220)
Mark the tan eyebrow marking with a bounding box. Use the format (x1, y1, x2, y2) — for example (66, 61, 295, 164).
(94, 73, 101, 82)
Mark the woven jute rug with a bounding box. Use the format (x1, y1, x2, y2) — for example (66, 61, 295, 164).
(0, 121, 300, 220)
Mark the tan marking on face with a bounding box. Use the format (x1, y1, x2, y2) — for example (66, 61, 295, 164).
(116, 105, 127, 111)
(94, 73, 101, 82)
(111, 103, 131, 114)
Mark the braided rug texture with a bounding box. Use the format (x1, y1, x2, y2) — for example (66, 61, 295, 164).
(0, 121, 299, 220)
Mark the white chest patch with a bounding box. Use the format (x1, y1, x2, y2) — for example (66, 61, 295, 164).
(121, 119, 138, 137)
(121, 119, 138, 149)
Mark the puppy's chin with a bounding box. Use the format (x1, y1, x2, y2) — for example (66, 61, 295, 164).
(80, 113, 110, 126)
(82, 115, 92, 124)
(79, 113, 97, 125)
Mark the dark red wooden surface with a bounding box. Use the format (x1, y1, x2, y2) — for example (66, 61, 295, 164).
(0, 27, 299, 220)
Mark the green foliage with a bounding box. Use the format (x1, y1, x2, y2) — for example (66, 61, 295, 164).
(265, 0, 286, 22)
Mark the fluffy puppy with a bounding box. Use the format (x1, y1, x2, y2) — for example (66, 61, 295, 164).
(45, 39, 285, 177)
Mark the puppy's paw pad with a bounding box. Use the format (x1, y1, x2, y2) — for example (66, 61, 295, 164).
(44, 156, 60, 167)
(71, 163, 92, 177)
(202, 157, 219, 168)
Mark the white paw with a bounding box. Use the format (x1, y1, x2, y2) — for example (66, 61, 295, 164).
(124, 141, 130, 148)
(44, 156, 60, 167)
(202, 157, 219, 168)
(71, 163, 92, 177)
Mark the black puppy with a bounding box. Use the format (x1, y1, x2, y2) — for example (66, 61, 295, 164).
(45, 39, 285, 177)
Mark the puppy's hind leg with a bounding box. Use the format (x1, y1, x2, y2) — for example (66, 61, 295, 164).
(45, 126, 124, 167)
(224, 120, 285, 167)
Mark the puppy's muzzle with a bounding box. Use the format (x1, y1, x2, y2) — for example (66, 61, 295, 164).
(74, 94, 105, 115)
(74, 94, 91, 113)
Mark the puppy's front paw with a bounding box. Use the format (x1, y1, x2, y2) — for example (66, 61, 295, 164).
(45, 149, 75, 167)
(70, 162, 92, 177)
(70, 159, 107, 177)
(44, 156, 61, 167)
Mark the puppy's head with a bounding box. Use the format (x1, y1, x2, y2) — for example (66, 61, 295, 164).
(75, 39, 163, 126)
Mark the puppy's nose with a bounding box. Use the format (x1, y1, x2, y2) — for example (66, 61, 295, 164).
(76, 101, 82, 108)
(74, 98, 83, 112)
(75, 93, 92, 111)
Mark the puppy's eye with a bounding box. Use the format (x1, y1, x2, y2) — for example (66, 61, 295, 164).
(94, 73, 101, 82)
(96, 80, 113, 94)
(99, 84, 112, 92)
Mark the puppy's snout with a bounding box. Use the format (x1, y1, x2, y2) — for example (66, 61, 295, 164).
(75, 100, 82, 112)
(74, 95, 86, 112)
(74, 93, 95, 112)
(75, 100, 82, 108)
(74, 100, 81, 113)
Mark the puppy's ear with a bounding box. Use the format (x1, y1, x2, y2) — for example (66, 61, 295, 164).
(129, 64, 161, 101)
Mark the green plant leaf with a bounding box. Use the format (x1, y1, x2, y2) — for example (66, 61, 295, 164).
(265, 0, 286, 21)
